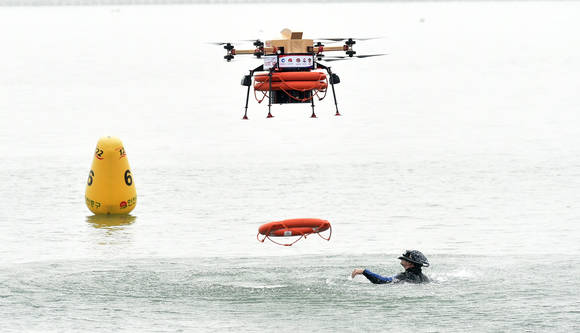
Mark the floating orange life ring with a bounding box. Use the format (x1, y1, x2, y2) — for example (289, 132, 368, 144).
(254, 81, 328, 91)
(254, 72, 326, 82)
(257, 218, 332, 246)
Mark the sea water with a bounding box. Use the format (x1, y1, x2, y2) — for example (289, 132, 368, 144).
(0, 1, 579, 331)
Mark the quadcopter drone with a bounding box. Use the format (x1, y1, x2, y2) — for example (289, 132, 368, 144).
(215, 29, 384, 119)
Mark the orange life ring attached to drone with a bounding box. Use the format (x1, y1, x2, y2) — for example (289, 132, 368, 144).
(257, 218, 332, 246)
(254, 72, 326, 82)
(254, 72, 328, 91)
(254, 81, 328, 91)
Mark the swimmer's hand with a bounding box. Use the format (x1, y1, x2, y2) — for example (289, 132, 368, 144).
(351, 268, 364, 279)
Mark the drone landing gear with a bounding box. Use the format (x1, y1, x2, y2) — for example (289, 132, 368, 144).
(243, 79, 251, 120)
(310, 95, 317, 118)
(329, 73, 341, 117)
(267, 70, 274, 118)
(318, 63, 341, 116)
(241, 65, 265, 120)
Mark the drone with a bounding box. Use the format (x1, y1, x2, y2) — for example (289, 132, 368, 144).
(214, 29, 385, 119)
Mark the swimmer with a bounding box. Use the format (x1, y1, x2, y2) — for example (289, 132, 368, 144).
(352, 250, 430, 284)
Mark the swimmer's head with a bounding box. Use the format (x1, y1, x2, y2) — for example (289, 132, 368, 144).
(398, 250, 430, 268)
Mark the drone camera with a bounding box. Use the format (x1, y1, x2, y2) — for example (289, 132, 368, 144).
(241, 75, 252, 87)
(330, 73, 340, 84)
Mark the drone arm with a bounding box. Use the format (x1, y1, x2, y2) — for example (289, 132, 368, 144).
(232, 47, 275, 55)
(315, 45, 348, 53)
(234, 49, 255, 55)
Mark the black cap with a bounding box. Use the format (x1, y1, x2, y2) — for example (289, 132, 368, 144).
(398, 250, 430, 267)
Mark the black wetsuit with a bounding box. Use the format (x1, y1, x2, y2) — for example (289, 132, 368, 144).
(362, 266, 429, 284)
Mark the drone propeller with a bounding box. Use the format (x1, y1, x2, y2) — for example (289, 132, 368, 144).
(322, 53, 388, 62)
(207, 39, 263, 46)
(315, 37, 383, 43)
(207, 42, 231, 46)
(209, 39, 265, 60)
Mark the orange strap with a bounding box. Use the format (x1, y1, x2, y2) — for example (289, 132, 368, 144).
(254, 86, 268, 103)
(277, 73, 328, 103)
(317, 224, 332, 241)
(257, 233, 307, 247)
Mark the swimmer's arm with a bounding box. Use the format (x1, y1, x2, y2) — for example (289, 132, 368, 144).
(362, 269, 395, 284)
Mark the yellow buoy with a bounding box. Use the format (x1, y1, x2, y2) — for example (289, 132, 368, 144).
(85, 136, 137, 215)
